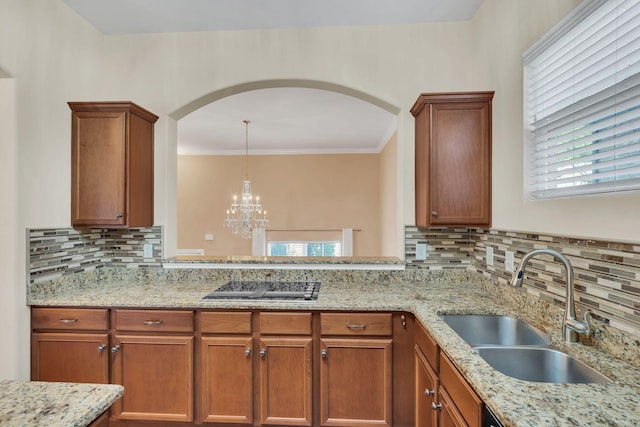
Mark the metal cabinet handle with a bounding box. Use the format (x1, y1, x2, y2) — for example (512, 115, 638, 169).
(115, 213, 123, 219)
(111, 345, 121, 353)
(346, 323, 366, 330)
(401, 314, 407, 329)
(245, 348, 251, 357)
(58, 318, 78, 324)
(431, 211, 438, 217)
(143, 320, 163, 326)
(98, 344, 107, 353)
(432, 402, 442, 410)
(424, 388, 435, 396)
(259, 348, 267, 357)
(321, 349, 327, 359)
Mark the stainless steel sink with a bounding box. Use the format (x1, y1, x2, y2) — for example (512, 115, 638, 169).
(473, 346, 612, 384)
(440, 314, 551, 346)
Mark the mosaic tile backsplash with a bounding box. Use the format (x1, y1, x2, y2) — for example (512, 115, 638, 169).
(405, 226, 640, 337)
(28, 225, 640, 339)
(28, 226, 163, 284)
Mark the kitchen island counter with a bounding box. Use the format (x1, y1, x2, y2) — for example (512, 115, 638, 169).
(0, 380, 123, 427)
(28, 268, 640, 426)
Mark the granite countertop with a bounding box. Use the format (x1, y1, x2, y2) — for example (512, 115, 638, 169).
(0, 381, 123, 427)
(162, 255, 406, 270)
(29, 273, 640, 426)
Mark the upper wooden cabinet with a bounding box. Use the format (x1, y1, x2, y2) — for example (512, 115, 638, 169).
(69, 101, 158, 228)
(411, 92, 494, 228)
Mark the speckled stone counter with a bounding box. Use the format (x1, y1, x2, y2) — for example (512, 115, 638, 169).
(162, 255, 406, 270)
(28, 268, 640, 426)
(0, 381, 123, 427)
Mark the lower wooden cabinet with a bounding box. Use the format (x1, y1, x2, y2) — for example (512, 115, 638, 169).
(415, 346, 438, 427)
(319, 312, 394, 427)
(319, 338, 393, 426)
(31, 307, 491, 427)
(89, 411, 110, 427)
(438, 388, 468, 427)
(32, 332, 109, 384)
(259, 337, 313, 426)
(414, 322, 483, 427)
(111, 334, 194, 422)
(200, 336, 254, 424)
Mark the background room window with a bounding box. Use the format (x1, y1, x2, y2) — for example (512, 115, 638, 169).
(268, 241, 342, 257)
(523, 0, 640, 199)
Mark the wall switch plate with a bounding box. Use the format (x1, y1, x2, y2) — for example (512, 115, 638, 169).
(205, 234, 214, 241)
(486, 246, 494, 266)
(416, 243, 427, 260)
(143, 243, 153, 258)
(505, 250, 515, 272)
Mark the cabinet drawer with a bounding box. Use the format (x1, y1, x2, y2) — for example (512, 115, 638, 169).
(320, 312, 392, 336)
(201, 311, 252, 334)
(260, 312, 312, 335)
(32, 308, 109, 331)
(440, 351, 482, 427)
(415, 321, 438, 371)
(115, 309, 194, 333)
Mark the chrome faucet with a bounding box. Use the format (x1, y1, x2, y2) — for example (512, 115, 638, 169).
(509, 249, 592, 343)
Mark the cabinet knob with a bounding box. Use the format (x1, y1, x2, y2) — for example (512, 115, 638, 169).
(115, 213, 123, 219)
(259, 348, 267, 357)
(432, 402, 442, 411)
(424, 388, 435, 396)
(98, 344, 107, 353)
(111, 345, 121, 353)
(321, 349, 327, 359)
(245, 348, 251, 357)
(58, 318, 78, 324)
(431, 211, 439, 217)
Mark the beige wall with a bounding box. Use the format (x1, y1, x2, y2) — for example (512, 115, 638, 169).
(379, 131, 398, 256)
(0, 0, 587, 378)
(0, 76, 21, 380)
(178, 153, 381, 256)
(469, 0, 639, 241)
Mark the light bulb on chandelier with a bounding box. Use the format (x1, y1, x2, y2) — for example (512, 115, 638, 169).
(224, 120, 269, 239)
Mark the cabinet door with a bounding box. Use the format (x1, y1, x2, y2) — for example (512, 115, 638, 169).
(429, 101, 491, 226)
(31, 333, 109, 383)
(71, 110, 127, 227)
(200, 336, 253, 424)
(259, 337, 313, 426)
(438, 388, 468, 427)
(111, 335, 193, 422)
(320, 338, 392, 427)
(415, 348, 438, 427)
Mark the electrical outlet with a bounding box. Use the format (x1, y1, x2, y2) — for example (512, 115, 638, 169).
(205, 234, 214, 241)
(143, 243, 153, 258)
(486, 246, 494, 266)
(416, 243, 427, 260)
(505, 250, 515, 272)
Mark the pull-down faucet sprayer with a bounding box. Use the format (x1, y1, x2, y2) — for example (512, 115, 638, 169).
(510, 249, 592, 343)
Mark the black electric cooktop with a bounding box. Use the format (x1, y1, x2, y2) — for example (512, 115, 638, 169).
(202, 281, 321, 301)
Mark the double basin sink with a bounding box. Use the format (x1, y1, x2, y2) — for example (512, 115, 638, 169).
(440, 315, 611, 384)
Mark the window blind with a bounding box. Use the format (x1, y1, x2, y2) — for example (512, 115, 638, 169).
(523, 0, 640, 198)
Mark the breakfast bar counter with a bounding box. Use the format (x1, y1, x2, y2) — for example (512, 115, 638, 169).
(0, 380, 123, 427)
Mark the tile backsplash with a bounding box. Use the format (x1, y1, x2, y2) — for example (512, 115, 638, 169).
(28, 226, 163, 284)
(405, 226, 640, 337)
(27, 224, 640, 339)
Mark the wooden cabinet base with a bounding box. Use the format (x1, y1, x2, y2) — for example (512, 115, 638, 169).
(89, 411, 109, 427)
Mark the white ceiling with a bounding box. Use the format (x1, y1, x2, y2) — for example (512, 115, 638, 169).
(63, 0, 484, 155)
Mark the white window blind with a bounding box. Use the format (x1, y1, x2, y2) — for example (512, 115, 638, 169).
(523, 0, 640, 198)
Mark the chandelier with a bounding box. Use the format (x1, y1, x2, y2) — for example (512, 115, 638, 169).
(224, 120, 269, 239)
